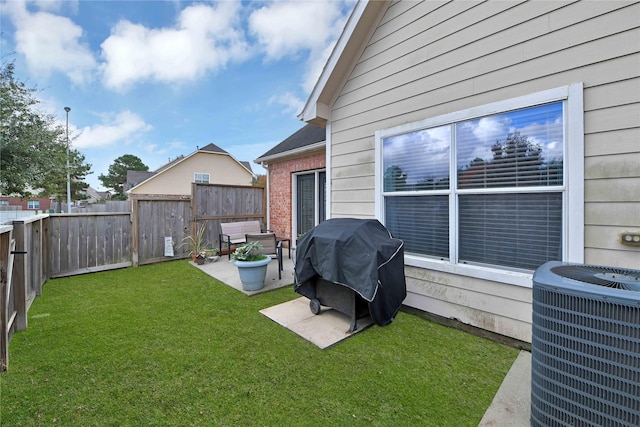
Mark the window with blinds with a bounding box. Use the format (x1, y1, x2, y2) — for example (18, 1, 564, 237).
(381, 101, 564, 272)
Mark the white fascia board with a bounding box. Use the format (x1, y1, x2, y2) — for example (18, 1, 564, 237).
(254, 141, 326, 164)
(297, 0, 369, 123)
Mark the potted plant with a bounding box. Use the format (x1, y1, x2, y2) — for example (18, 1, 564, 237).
(205, 248, 220, 263)
(231, 241, 271, 291)
(179, 222, 209, 262)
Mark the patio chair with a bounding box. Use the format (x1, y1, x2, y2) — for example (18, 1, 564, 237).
(245, 233, 283, 279)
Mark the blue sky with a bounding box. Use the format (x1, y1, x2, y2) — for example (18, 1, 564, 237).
(1, 0, 355, 190)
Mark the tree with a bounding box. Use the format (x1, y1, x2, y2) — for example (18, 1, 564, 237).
(1, 61, 91, 198)
(383, 165, 407, 191)
(458, 131, 548, 189)
(252, 174, 266, 187)
(37, 149, 93, 211)
(99, 154, 149, 200)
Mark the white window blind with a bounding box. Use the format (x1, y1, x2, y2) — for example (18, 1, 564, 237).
(381, 101, 565, 272)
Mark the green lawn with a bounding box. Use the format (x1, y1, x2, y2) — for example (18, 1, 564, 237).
(1, 261, 518, 426)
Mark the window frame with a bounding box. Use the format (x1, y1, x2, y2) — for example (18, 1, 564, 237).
(27, 200, 40, 210)
(194, 173, 210, 184)
(291, 169, 326, 237)
(374, 84, 584, 287)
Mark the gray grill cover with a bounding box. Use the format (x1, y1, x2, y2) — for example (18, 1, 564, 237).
(294, 218, 406, 326)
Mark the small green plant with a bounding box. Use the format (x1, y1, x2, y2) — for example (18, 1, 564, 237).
(205, 248, 219, 257)
(179, 222, 209, 257)
(230, 241, 267, 262)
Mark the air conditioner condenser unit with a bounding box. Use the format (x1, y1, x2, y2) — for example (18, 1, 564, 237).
(531, 261, 640, 426)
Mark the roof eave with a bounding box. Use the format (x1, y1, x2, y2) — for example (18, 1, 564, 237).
(298, 0, 388, 124)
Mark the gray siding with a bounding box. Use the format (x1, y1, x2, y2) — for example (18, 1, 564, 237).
(328, 0, 640, 341)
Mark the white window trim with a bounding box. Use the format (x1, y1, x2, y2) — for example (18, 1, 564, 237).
(194, 173, 210, 184)
(374, 83, 584, 288)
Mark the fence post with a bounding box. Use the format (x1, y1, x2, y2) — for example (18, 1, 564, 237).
(131, 197, 139, 267)
(0, 227, 15, 371)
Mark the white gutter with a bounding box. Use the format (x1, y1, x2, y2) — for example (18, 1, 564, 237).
(254, 141, 326, 164)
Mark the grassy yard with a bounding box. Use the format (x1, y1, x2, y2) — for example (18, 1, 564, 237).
(1, 261, 518, 426)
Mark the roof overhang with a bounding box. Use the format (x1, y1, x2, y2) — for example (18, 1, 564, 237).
(298, 0, 389, 124)
(254, 141, 326, 165)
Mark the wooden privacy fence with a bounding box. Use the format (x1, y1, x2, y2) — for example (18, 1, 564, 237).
(0, 183, 266, 369)
(47, 213, 133, 278)
(131, 196, 192, 265)
(191, 183, 266, 250)
(1, 226, 16, 370)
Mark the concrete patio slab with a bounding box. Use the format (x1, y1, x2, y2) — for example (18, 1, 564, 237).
(192, 255, 373, 348)
(192, 253, 295, 296)
(260, 297, 374, 349)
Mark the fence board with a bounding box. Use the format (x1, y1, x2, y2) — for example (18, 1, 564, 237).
(47, 213, 132, 278)
(192, 184, 266, 247)
(2, 185, 266, 368)
(132, 197, 192, 265)
(0, 229, 15, 371)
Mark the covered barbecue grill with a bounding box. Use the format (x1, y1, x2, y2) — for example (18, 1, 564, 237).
(294, 218, 406, 331)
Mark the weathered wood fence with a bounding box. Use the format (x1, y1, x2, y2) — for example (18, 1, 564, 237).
(47, 213, 133, 277)
(191, 183, 267, 248)
(131, 196, 192, 265)
(0, 184, 265, 370)
(1, 226, 16, 371)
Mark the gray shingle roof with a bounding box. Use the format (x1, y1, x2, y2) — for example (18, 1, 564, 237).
(199, 143, 228, 154)
(126, 170, 156, 191)
(240, 161, 253, 173)
(257, 124, 325, 159)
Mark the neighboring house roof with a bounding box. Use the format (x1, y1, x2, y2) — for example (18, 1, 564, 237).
(198, 143, 227, 154)
(154, 155, 184, 174)
(240, 161, 253, 173)
(126, 143, 254, 194)
(126, 171, 156, 192)
(255, 124, 326, 164)
(299, 0, 388, 126)
(84, 186, 108, 203)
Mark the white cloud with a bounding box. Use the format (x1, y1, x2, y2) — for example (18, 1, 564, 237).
(249, 1, 343, 60)
(268, 91, 304, 115)
(301, 41, 336, 94)
(74, 111, 152, 149)
(383, 127, 451, 183)
(100, 2, 250, 91)
(6, 1, 97, 85)
(249, 1, 352, 94)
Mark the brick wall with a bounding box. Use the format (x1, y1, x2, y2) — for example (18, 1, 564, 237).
(0, 197, 54, 211)
(268, 150, 325, 242)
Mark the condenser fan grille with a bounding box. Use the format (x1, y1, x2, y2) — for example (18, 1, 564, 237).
(532, 262, 640, 427)
(551, 265, 640, 290)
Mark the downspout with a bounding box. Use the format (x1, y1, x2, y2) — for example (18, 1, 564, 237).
(260, 162, 270, 230)
(325, 117, 331, 221)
